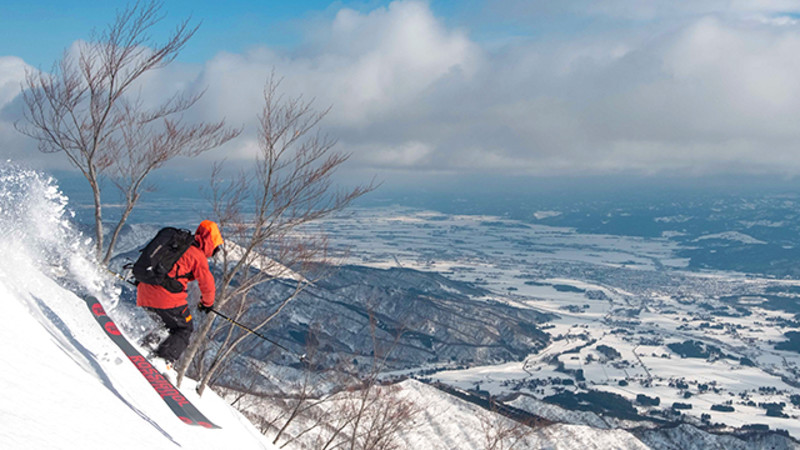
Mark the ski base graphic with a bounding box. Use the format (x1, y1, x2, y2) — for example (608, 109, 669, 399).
(84, 295, 220, 429)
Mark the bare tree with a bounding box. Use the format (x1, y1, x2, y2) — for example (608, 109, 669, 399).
(478, 403, 536, 450)
(176, 74, 374, 394)
(314, 383, 417, 450)
(312, 312, 418, 450)
(17, 1, 240, 264)
(263, 327, 350, 447)
(211, 328, 345, 448)
(224, 311, 418, 450)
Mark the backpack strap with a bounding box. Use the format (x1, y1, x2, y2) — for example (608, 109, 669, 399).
(172, 262, 193, 281)
(172, 240, 201, 281)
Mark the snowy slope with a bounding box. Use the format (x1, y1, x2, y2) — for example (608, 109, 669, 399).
(0, 165, 274, 449)
(229, 378, 652, 449)
(393, 381, 651, 450)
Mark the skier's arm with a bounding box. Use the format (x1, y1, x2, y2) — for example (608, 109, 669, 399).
(195, 256, 215, 307)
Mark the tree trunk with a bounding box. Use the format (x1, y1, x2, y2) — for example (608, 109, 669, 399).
(89, 169, 104, 262)
(175, 314, 216, 388)
(102, 193, 137, 266)
(196, 319, 249, 395)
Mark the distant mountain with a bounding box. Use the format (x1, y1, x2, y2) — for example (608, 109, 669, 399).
(235, 264, 552, 374)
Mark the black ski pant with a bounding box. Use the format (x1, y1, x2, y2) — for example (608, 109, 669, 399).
(146, 304, 194, 363)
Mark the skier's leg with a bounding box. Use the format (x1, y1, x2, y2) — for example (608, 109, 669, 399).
(140, 330, 162, 350)
(140, 310, 168, 350)
(149, 305, 194, 363)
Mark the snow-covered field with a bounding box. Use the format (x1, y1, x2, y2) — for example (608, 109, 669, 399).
(0, 166, 274, 449)
(319, 207, 800, 439)
(324, 208, 689, 275)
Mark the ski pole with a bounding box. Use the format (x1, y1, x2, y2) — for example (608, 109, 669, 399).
(106, 267, 136, 286)
(208, 307, 307, 363)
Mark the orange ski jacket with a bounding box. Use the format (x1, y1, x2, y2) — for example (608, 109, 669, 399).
(136, 221, 222, 310)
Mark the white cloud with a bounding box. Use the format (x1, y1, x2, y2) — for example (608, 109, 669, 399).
(6, 0, 800, 178)
(0, 57, 29, 109)
(359, 140, 433, 167)
(0, 57, 47, 167)
(192, 1, 478, 129)
(487, 0, 800, 21)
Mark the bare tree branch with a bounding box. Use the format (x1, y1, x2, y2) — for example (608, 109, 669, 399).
(16, 1, 239, 263)
(176, 73, 375, 394)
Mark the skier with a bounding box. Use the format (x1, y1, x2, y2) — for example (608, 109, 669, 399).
(137, 220, 224, 373)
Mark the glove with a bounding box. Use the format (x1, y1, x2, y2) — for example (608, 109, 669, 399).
(198, 303, 213, 314)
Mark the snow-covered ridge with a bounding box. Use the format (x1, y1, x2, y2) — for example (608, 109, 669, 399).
(693, 231, 767, 245)
(534, 210, 562, 220)
(0, 164, 274, 449)
(223, 240, 307, 283)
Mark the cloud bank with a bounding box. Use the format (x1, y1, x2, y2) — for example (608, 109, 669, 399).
(4, 1, 800, 178)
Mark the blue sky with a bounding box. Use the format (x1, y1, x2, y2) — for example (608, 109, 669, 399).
(4, 0, 800, 183)
(0, 1, 489, 68)
(1, 1, 362, 66)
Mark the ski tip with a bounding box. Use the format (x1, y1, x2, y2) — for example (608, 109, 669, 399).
(200, 421, 222, 430)
(179, 416, 221, 429)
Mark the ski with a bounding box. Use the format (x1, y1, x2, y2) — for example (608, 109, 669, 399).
(83, 295, 220, 429)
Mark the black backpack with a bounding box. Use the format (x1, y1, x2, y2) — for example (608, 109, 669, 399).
(132, 227, 196, 293)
